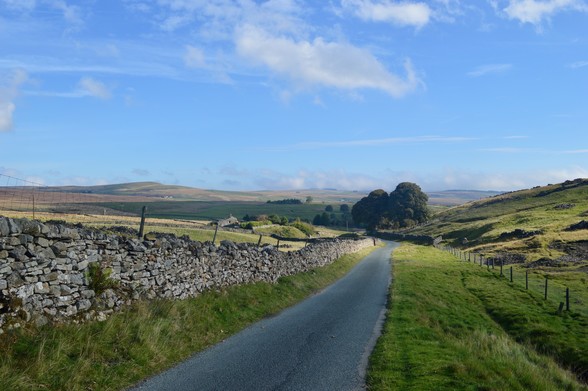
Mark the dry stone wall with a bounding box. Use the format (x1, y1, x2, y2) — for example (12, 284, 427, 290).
(0, 216, 375, 332)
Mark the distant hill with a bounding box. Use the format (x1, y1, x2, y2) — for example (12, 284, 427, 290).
(406, 178, 588, 261)
(44, 181, 499, 206)
(426, 190, 502, 206)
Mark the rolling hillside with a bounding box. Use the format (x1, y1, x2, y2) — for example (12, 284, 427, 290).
(407, 178, 588, 262)
(42, 181, 499, 206)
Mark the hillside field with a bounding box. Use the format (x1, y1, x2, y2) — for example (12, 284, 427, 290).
(405, 178, 588, 262)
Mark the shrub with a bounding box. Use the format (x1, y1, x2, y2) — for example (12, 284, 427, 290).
(86, 263, 118, 295)
(290, 221, 315, 237)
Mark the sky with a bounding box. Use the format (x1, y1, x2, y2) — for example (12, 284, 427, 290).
(0, 0, 587, 193)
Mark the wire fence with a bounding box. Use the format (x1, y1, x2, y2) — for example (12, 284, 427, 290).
(436, 244, 587, 317)
(0, 174, 89, 217)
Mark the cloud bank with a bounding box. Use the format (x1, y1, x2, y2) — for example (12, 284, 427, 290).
(0, 69, 27, 132)
(341, 0, 432, 28)
(236, 25, 422, 97)
(501, 0, 588, 25)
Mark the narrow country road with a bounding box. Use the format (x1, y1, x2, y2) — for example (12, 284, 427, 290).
(130, 241, 398, 391)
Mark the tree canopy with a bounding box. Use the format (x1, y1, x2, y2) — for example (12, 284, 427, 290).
(351, 182, 430, 230)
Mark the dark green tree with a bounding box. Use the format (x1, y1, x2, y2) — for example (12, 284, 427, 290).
(388, 182, 430, 228)
(325, 205, 334, 212)
(351, 183, 429, 230)
(351, 189, 389, 230)
(320, 212, 331, 226)
(339, 204, 350, 213)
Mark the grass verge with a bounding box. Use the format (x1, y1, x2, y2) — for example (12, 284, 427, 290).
(0, 245, 380, 391)
(368, 243, 587, 390)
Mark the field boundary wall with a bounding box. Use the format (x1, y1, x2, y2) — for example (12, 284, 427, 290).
(0, 216, 375, 332)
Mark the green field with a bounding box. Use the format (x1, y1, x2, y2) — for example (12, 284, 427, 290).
(95, 200, 350, 223)
(368, 243, 588, 390)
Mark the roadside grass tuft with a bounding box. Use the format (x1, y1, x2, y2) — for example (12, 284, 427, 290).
(367, 243, 587, 391)
(0, 246, 380, 391)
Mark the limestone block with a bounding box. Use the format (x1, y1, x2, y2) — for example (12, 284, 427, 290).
(76, 260, 89, 271)
(34, 282, 50, 294)
(81, 290, 95, 299)
(77, 300, 92, 312)
(16, 284, 34, 300)
(69, 273, 84, 285)
(35, 237, 50, 248)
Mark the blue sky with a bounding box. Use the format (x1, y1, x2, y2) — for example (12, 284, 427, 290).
(1, 0, 587, 192)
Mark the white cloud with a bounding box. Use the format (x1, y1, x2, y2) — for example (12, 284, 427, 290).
(0, 102, 15, 132)
(254, 169, 380, 191)
(564, 149, 588, 154)
(247, 165, 588, 192)
(467, 63, 512, 77)
(2, 0, 83, 25)
(123, 1, 151, 13)
(0, 69, 28, 132)
(184, 45, 207, 68)
(78, 77, 112, 99)
(569, 60, 588, 69)
(2, 0, 36, 11)
(414, 166, 588, 191)
(236, 25, 422, 97)
(272, 135, 474, 151)
(479, 147, 530, 153)
(502, 0, 588, 25)
(341, 0, 432, 28)
(49, 0, 83, 25)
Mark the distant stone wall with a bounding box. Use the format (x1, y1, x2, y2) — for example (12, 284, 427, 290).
(372, 231, 435, 245)
(0, 216, 375, 332)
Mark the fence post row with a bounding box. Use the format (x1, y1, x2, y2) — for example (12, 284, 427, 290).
(437, 242, 573, 313)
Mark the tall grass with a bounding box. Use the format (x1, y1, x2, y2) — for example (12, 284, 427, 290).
(368, 243, 587, 390)
(0, 246, 379, 391)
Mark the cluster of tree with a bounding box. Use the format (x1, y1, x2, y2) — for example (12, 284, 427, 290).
(266, 199, 303, 205)
(351, 182, 430, 230)
(311, 204, 352, 227)
(241, 214, 289, 226)
(241, 214, 316, 237)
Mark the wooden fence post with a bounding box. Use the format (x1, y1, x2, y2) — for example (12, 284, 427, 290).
(526, 270, 529, 290)
(257, 234, 263, 248)
(566, 288, 570, 311)
(510, 266, 513, 283)
(138, 206, 147, 238)
(212, 223, 219, 244)
(500, 261, 503, 277)
(544, 277, 548, 300)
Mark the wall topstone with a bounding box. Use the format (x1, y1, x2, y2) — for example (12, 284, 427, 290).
(0, 216, 375, 332)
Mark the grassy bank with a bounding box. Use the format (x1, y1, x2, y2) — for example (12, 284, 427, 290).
(368, 243, 587, 390)
(0, 246, 379, 391)
(406, 179, 588, 261)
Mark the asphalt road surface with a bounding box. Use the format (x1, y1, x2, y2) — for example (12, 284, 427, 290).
(130, 241, 398, 391)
